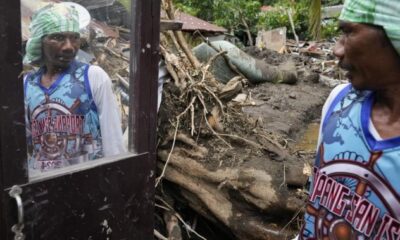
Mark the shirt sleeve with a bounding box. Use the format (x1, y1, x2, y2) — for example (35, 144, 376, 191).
(23, 75, 33, 157)
(88, 65, 126, 156)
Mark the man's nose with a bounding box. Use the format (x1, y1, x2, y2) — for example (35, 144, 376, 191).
(61, 38, 75, 52)
(333, 37, 345, 59)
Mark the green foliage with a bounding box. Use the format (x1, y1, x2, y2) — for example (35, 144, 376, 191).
(172, 0, 340, 43)
(174, 0, 261, 34)
(257, 0, 311, 40)
(173, 0, 214, 21)
(118, 0, 130, 10)
(321, 18, 339, 39)
(213, 0, 261, 33)
(174, 3, 200, 16)
(322, 0, 343, 6)
(259, 0, 280, 5)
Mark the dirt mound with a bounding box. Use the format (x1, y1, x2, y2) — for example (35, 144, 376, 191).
(157, 37, 331, 239)
(244, 46, 289, 66)
(157, 3, 333, 238)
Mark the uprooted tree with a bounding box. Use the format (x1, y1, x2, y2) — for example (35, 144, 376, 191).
(155, 0, 314, 239)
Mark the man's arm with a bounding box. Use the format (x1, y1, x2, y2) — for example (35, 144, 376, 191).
(23, 75, 35, 168)
(87, 66, 126, 156)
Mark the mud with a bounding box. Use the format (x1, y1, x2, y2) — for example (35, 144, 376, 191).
(157, 45, 334, 240)
(159, 46, 332, 170)
(243, 47, 331, 149)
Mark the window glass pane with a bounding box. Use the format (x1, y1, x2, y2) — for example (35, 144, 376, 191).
(21, 0, 134, 179)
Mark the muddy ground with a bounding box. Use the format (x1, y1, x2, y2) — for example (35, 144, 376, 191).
(157, 45, 334, 239)
(243, 47, 331, 148)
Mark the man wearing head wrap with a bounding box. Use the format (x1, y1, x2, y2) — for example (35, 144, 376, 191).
(24, 3, 125, 172)
(297, 0, 400, 239)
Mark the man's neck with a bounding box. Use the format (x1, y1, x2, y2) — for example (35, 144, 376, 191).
(375, 86, 400, 120)
(44, 64, 67, 76)
(41, 64, 68, 88)
(371, 83, 400, 139)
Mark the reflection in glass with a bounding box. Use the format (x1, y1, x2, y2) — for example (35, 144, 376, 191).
(21, 0, 132, 177)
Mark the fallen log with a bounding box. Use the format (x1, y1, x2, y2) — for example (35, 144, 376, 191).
(157, 151, 305, 240)
(193, 41, 298, 84)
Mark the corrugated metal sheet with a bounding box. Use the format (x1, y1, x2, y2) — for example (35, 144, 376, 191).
(162, 11, 227, 33)
(176, 12, 227, 33)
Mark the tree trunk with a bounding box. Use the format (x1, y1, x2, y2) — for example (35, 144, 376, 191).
(241, 17, 254, 46)
(157, 138, 309, 240)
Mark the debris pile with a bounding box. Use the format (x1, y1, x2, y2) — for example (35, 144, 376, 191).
(153, 1, 352, 239)
(152, 1, 346, 240)
(285, 39, 349, 87)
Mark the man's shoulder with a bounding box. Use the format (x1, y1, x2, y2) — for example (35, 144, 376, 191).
(86, 65, 111, 92)
(87, 65, 109, 82)
(24, 67, 42, 82)
(325, 83, 351, 105)
(87, 64, 107, 74)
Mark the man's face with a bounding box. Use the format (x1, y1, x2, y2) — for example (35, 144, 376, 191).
(334, 21, 400, 90)
(42, 32, 80, 69)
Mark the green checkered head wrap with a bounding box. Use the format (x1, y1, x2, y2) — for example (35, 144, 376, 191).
(24, 3, 80, 65)
(340, 0, 400, 55)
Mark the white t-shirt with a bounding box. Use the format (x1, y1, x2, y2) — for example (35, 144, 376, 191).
(122, 60, 170, 148)
(88, 66, 126, 156)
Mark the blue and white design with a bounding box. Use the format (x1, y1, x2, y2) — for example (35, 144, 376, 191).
(301, 84, 400, 240)
(25, 61, 103, 171)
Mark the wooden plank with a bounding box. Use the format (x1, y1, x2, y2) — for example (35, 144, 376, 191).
(0, 0, 28, 238)
(160, 19, 183, 32)
(129, 0, 160, 154)
(0, 0, 28, 189)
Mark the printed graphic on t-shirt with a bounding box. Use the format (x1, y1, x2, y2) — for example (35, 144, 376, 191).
(301, 87, 400, 240)
(303, 148, 400, 240)
(25, 62, 103, 172)
(30, 96, 101, 171)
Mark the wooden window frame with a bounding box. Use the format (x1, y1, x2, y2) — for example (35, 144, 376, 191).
(0, 0, 160, 238)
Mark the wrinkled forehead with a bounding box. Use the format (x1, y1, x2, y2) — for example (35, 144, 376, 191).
(44, 32, 80, 38)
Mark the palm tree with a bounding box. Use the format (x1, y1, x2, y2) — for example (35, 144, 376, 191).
(309, 0, 322, 40)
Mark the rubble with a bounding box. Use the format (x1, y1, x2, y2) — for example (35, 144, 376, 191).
(256, 27, 287, 52)
(154, 1, 346, 240)
(285, 39, 348, 87)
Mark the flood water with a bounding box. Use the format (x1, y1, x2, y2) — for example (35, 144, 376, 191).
(295, 122, 320, 152)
